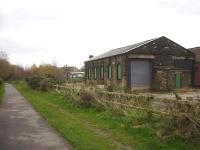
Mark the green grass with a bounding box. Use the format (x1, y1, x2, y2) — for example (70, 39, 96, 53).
(13, 82, 199, 150)
(0, 84, 4, 103)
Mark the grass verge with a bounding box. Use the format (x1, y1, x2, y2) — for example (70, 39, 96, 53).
(0, 83, 4, 103)
(13, 81, 199, 150)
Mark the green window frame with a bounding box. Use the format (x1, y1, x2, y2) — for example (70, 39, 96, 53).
(100, 65, 104, 80)
(94, 67, 97, 80)
(88, 68, 93, 80)
(117, 63, 122, 80)
(175, 73, 181, 88)
(90, 68, 93, 79)
(107, 64, 112, 79)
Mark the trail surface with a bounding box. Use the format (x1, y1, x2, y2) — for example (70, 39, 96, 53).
(0, 83, 73, 150)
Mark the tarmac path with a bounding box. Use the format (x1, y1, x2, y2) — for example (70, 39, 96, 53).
(0, 83, 73, 150)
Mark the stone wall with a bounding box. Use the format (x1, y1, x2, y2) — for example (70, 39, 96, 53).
(85, 51, 194, 91)
(181, 71, 191, 88)
(152, 70, 168, 90)
(86, 56, 193, 91)
(152, 70, 192, 90)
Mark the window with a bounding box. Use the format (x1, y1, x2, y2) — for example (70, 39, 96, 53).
(94, 67, 97, 80)
(88, 68, 93, 80)
(90, 68, 93, 79)
(117, 63, 122, 80)
(107, 64, 112, 79)
(100, 65, 104, 80)
(175, 73, 181, 88)
(88, 68, 91, 79)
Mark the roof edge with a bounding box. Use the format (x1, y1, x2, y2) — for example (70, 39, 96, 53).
(85, 36, 164, 62)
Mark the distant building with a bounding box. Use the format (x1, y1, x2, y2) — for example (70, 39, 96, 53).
(189, 47, 200, 86)
(65, 66, 78, 72)
(69, 72, 85, 79)
(85, 36, 194, 91)
(65, 66, 79, 79)
(189, 47, 200, 62)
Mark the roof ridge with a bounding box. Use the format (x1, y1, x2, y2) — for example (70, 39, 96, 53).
(85, 36, 163, 62)
(189, 47, 200, 50)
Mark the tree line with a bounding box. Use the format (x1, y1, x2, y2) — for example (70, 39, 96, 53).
(0, 51, 67, 82)
(0, 51, 29, 80)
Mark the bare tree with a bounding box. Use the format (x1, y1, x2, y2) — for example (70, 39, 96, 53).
(0, 50, 8, 60)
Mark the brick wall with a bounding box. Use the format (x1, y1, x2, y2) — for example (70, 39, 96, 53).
(85, 55, 127, 90)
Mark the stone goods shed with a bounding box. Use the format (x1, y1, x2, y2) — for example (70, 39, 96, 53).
(85, 36, 194, 91)
(189, 47, 200, 86)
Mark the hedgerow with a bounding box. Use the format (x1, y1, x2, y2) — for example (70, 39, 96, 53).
(26, 75, 57, 91)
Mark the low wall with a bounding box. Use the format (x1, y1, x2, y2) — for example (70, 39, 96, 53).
(54, 85, 200, 120)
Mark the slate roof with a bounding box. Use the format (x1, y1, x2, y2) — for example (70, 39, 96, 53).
(85, 36, 162, 62)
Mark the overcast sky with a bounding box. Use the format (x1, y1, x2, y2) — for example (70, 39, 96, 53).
(0, 0, 200, 68)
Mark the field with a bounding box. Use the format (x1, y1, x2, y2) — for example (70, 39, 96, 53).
(13, 82, 199, 150)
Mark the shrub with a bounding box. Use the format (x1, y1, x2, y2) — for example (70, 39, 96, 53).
(66, 77, 84, 83)
(39, 77, 57, 91)
(26, 75, 44, 90)
(26, 75, 57, 91)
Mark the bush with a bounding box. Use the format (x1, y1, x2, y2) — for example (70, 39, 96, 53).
(39, 77, 57, 91)
(26, 75, 44, 90)
(67, 77, 84, 83)
(26, 75, 57, 91)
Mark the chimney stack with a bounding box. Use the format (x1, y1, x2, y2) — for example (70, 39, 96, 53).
(89, 55, 93, 59)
